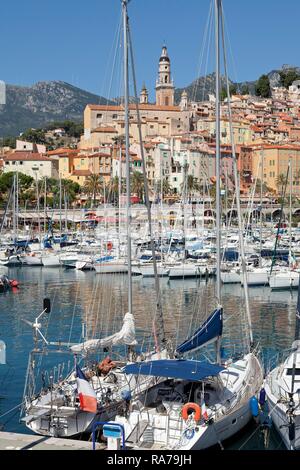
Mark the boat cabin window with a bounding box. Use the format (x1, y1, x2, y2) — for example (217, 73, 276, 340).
(286, 368, 300, 376)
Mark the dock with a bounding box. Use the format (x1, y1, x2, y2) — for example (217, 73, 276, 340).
(0, 431, 101, 450)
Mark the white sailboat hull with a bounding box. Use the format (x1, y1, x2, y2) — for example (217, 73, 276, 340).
(168, 264, 199, 279)
(221, 271, 240, 284)
(264, 390, 300, 450)
(139, 265, 169, 277)
(115, 353, 263, 450)
(269, 271, 299, 290)
(243, 269, 269, 287)
(41, 255, 61, 267)
(22, 255, 43, 266)
(94, 261, 128, 274)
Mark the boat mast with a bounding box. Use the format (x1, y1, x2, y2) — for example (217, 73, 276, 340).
(215, 0, 222, 363)
(215, 0, 221, 306)
(289, 156, 292, 265)
(122, 0, 133, 318)
(259, 149, 264, 268)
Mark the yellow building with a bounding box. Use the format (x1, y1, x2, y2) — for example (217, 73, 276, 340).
(249, 144, 300, 195)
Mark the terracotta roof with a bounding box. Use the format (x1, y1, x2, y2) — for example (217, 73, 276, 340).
(3, 152, 55, 162)
(91, 126, 117, 133)
(47, 148, 76, 156)
(87, 103, 180, 112)
(72, 170, 92, 176)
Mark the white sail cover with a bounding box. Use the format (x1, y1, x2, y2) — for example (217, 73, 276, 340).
(70, 313, 137, 354)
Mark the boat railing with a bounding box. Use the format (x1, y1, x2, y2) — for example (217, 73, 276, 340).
(265, 348, 292, 377)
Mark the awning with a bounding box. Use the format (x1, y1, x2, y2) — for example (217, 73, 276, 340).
(123, 359, 224, 382)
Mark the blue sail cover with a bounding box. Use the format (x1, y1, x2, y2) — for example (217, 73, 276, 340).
(176, 307, 223, 355)
(123, 359, 224, 382)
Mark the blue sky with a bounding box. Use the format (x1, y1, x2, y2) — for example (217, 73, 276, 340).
(1, 0, 300, 100)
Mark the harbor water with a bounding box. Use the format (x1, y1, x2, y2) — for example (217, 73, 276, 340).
(0, 266, 295, 449)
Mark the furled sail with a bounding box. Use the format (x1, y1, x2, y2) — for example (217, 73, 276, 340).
(70, 312, 137, 354)
(176, 307, 223, 355)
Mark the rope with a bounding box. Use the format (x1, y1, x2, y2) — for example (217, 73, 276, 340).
(0, 401, 25, 420)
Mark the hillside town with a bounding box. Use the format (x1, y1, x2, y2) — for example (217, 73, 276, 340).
(1, 46, 300, 206)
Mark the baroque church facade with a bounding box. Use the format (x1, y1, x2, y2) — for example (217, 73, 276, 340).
(80, 46, 193, 150)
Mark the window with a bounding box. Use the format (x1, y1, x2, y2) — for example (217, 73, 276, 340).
(150, 125, 154, 129)
(97, 113, 102, 119)
(112, 114, 117, 119)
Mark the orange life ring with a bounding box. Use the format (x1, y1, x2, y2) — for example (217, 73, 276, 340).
(107, 242, 113, 251)
(181, 403, 201, 422)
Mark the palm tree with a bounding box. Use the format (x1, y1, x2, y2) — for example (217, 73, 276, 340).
(107, 176, 125, 204)
(186, 175, 200, 199)
(155, 178, 172, 201)
(276, 173, 287, 197)
(131, 171, 145, 202)
(83, 174, 104, 208)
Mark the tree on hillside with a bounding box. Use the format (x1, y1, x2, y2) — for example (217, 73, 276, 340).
(279, 70, 300, 89)
(241, 84, 250, 95)
(255, 75, 271, 98)
(20, 128, 47, 145)
(46, 120, 84, 138)
(220, 87, 227, 101)
(229, 84, 237, 96)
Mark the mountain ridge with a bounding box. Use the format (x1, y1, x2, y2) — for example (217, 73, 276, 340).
(1, 65, 300, 137)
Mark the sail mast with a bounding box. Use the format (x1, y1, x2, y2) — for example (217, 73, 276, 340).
(215, 0, 222, 364)
(123, 0, 133, 318)
(215, 0, 221, 305)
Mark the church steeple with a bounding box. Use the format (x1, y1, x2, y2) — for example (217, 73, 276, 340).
(140, 82, 148, 104)
(155, 45, 175, 106)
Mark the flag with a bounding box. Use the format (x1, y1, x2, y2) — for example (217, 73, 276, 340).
(76, 365, 97, 413)
(201, 400, 208, 421)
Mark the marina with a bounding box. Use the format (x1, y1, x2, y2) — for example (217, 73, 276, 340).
(0, 266, 296, 450)
(1, 0, 300, 457)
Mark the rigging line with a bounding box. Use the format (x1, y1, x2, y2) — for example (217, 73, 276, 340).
(221, 6, 240, 88)
(67, 278, 81, 345)
(221, 3, 253, 349)
(191, 0, 213, 103)
(0, 401, 25, 420)
(202, 1, 215, 103)
(99, 10, 122, 109)
(127, 19, 167, 353)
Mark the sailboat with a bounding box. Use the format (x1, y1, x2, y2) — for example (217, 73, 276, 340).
(21, 0, 169, 438)
(264, 278, 300, 449)
(111, 0, 264, 451)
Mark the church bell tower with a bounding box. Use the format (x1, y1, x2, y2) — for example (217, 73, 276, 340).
(155, 46, 175, 106)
